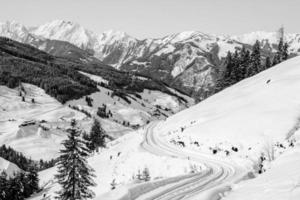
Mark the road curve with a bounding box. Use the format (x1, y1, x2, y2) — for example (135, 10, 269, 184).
(137, 121, 247, 200)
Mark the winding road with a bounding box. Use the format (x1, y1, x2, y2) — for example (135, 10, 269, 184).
(137, 121, 247, 200)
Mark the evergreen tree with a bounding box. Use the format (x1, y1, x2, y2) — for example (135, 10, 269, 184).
(274, 38, 289, 64)
(0, 170, 41, 199)
(230, 50, 240, 83)
(0, 171, 8, 199)
(272, 53, 281, 66)
(26, 167, 39, 195)
(88, 119, 106, 152)
(278, 37, 284, 57)
(238, 46, 250, 80)
(282, 42, 289, 61)
(55, 119, 95, 200)
(7, 174, 24, 200)
(18, 172, 30, 198)
(248, 40, 261, 76)
(265, 57, 272, 69)
(215, 51, 233, 91)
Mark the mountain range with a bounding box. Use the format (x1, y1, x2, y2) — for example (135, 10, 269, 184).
(1, 20, 298, 99)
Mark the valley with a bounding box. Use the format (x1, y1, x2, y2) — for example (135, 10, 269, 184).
(0, 17, 300, 200)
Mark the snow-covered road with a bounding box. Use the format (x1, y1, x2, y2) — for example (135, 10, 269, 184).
(137, 121, 247, 200)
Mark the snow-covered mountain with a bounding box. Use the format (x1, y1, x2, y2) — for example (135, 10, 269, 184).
(31, 20, 139, 67)
(2, 20, 300, 100)
(232, 31, 300, 53)
(0, 21, 36, 43)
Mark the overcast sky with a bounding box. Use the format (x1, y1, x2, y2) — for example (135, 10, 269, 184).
(0, 0, 299, 39)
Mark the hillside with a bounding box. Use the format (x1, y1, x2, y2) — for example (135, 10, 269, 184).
(154, 56, 300, 151)
(25, 57, 300, 200)
(0, 77, 192, 159)
(224, 145, 300, 200)
(0, 37, 99, 103)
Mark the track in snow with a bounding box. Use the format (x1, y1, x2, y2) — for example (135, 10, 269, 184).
(138, 121, 245, 200)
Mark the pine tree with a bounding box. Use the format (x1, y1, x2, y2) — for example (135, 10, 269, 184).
(238, 46, 250, 80)
(277, 37, 284, 58)
(275, 38, 289, 64)
(248, 40, 261, 76)
(88, 119, 106, 152)
(265, 57, 272, 69)
(230, 50, 240, 83)
(0, 171, 8, 199)
(27, 167, 39, 195)
(282, 42, 289, 61)
(215, 51, 233, 91)
(272, 53, 281, 66)
(7, 174, 24, 200)
(55, 119, 95, 200)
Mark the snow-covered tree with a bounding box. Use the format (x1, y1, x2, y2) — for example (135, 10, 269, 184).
(55, 119, 96, 200)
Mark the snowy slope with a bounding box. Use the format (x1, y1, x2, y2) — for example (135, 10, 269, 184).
(141, 56, 300, 200)
(28, 129, 204, 200)
(0, 157, 21, 177)
(149, 56, 300, 168)
(224, 138, 300, 200)
(68, 72, 194, 128)
(25, 58, 300, 200)
(0, 78, 192, 160)
(0, 83, 129, 160)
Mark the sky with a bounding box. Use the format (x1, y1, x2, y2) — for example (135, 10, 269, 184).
(0, 0, 299, 39)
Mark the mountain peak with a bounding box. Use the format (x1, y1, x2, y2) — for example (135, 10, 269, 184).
(0, 20, 28, 31)
(31, 19, 97, 49)
(41, 19, 79, 28)
(0, 20, 32, 43)
(98, 29, 136, 44)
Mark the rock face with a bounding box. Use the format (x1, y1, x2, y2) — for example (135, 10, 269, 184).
(1, 20, 298, 100)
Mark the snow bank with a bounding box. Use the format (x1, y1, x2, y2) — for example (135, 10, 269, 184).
(224, 144, 300, 200)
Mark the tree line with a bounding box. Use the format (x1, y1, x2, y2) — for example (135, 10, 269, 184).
(0, 145, 56, 172)
(0, 37, 98, 103)
(216, 38, 289, 91)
